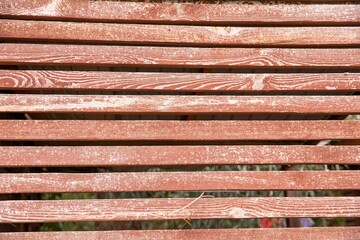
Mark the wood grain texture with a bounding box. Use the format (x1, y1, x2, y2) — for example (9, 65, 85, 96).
(1, 197, 359, 222)
(2, 94, 359, 115)
(1, 171, 359, 193)
(1, 228, 360, 240)
(0, 1, 358, 25)
(1, 145, 358, 167)
(1, 120, 360, 141)
(2, 20, 359, 47)
(0, 44, 359, 69)
(2, 70, 360, 92)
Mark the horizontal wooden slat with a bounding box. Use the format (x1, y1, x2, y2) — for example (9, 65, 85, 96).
(1, 120, 359, 141)
(1, 44, 359, 69)
(1, 228, 360, 240)
(1, 146, 359, 167)
(1, 171, 359, 193)
(1, 197, 359, 222)
(1, 71, 360, 92)
(0, 1, 358, 25)
(2, 94, 359, 115)
(2, 20, 359, 47)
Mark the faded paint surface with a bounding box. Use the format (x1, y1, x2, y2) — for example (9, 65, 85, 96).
(1, 71, 359, 92)
(0, 197, 359, 223)
(0, 94, 359, 114)
(0, 1, 358, 25)
(0, 171, 359, 193)
(1, 20, 359, 47)
(1, 120, 360, 141)
(0, 145, 358, 167)
(0, 44, 359, 68)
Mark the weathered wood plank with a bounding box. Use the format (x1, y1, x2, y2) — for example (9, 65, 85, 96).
(0, 1, 358, 25)
(1, 171, 359, 193)
(0, 44, 359, 69)
(1, 120, 359, 141)
(2, 94, 359, 115)
(1, 228, 360, 240)
(1, 146, 358, 167)
(2, 20, 359, 47)
(1, 197, 359, 222)
(2, 71, 359, 92)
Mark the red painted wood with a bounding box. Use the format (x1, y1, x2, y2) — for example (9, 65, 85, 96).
(1, 120, 360, 141)
(2, 94, 359, 115)
(1, 228, 360, 240)
(1, 0, 359, 236)
(1, 145, 358, 167)
(0, 1, 358, 25)
(0, 44, 359, 69)
(1, 197, 359, 222)
(1, 70, 359, 92)
(1, 171, 359, 193)
(2, 20, 359, 47)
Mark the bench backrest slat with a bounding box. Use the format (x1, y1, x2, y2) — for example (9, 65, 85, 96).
(2, 228, 360, 240)
(2, 20, 360, 47)
(1, 70, 360, 92)
(1, 44, 359, 69)
(1, 1, 358, 25)
(1, 145, 359, 167)
(1, 120, 360, 141)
